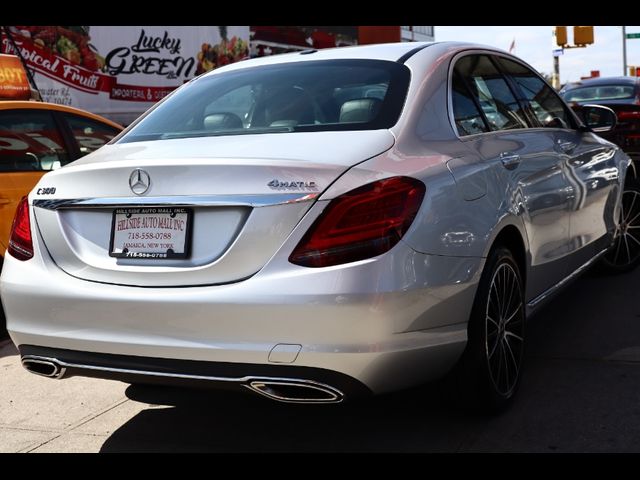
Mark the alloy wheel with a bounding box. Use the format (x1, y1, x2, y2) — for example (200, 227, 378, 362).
(606, 189, 640, 268)
(485, 262, 524, 397)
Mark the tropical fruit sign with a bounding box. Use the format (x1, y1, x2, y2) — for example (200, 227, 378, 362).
(0, 26, 249, 124)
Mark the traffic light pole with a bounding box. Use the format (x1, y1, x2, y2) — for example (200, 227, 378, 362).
(552, 26, 595, 88)
(623, 26, 628, 76)
(552, 27, 561, 90)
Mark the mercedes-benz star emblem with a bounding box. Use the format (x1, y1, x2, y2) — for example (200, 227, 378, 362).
(129, 169, 151, 195)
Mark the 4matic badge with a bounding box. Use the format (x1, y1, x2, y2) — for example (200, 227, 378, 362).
(267, 179, 318, 190)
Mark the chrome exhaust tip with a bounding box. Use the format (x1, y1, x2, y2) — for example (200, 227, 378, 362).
(21, 356, 66, 379)
(246, 378, 344, 404)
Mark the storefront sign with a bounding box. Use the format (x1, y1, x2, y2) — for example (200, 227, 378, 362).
(1, 26, 249, 123)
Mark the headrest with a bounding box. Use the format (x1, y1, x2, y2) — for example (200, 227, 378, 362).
(203, 112, 243, 130)
(339, 98, 382, 123)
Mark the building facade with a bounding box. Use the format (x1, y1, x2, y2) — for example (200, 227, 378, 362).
(401, 26, 435, 42)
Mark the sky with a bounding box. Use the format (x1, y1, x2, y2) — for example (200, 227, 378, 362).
(435, 26, 640, 85)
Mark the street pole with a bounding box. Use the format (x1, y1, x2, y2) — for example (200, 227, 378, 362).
(552, 27, 560, 89)
(623, 26, 628, 76)
(553, 55, 560, 89)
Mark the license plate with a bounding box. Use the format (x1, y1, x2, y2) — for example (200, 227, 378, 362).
(109, 207, 192, 259)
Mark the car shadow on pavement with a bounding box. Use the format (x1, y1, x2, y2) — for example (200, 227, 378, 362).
(99, 380, 488, 453)
(0, 339, 17, 359)
(99, 266, 640, 452)
(0, 309, 8, 342)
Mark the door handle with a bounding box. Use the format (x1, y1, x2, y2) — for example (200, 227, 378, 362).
(500, 152, 521, 170)
(557, 141, 576, 154)
(0, 198, 10, 205)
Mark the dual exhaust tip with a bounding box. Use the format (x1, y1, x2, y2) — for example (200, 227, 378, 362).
(21, 356, 66, 379)
(21, 356, 344, 404)
(245, 380, 343, 404)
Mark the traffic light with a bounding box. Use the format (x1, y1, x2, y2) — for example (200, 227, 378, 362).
(630, 66, 640, 77)
(574, 26, 594, 46)
(555, 26, 567, 46)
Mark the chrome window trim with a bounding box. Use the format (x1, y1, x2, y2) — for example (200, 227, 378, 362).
(32, 193, 320, 210)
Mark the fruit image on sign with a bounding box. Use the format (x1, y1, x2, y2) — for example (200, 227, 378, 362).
(195, 26, 249, 75)
(14, 26, 105, 72)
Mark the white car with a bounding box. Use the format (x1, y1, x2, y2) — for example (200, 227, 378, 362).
(1, 42, 635, 411)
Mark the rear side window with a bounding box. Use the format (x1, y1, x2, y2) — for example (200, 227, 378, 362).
(454, 55, 528, 132)
(451, 72, 488, 136)
(0, 110, 70, 172)
(498, 57, 574, 129)
(62, 113, 120, 157)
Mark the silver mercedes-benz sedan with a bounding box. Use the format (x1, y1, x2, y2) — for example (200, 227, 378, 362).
(2, 42, 637, 411)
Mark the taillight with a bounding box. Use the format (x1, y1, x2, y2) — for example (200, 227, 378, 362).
(617, 110, 640, 120)
(8, 196, 33, 261)
(289, 176, 425, 268)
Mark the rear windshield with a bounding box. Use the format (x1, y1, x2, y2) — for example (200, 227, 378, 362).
(117, 59, 410, 143)
(563, 84, 636, 102)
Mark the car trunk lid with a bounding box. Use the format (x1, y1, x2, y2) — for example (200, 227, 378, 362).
(31, 130, 394, 286)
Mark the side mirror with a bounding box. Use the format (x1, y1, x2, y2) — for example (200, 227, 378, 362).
(579, 104, 617, 133)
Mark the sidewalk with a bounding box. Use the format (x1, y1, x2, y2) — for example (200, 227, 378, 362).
(0, 339, 166, 452)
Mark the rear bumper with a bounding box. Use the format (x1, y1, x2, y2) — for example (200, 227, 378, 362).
(1, 240, 482, 396)
(19, 344, 370, 403)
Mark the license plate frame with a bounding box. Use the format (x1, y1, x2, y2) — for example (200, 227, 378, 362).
(109, 207, 193, 260)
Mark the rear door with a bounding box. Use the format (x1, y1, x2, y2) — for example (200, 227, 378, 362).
(498, 56, 619, 272)
(450, 53, 574, 300)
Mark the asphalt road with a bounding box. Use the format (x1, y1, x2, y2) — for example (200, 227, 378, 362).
(2, 265, 640, 452)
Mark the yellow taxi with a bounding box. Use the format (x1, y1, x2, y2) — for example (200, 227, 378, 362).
(0, 101, 122, 259)
(0, 54, 122, 331)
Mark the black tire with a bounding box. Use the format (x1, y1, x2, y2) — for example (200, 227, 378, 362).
(598, 178, 640, 274)
(450, 247, 525, 413)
